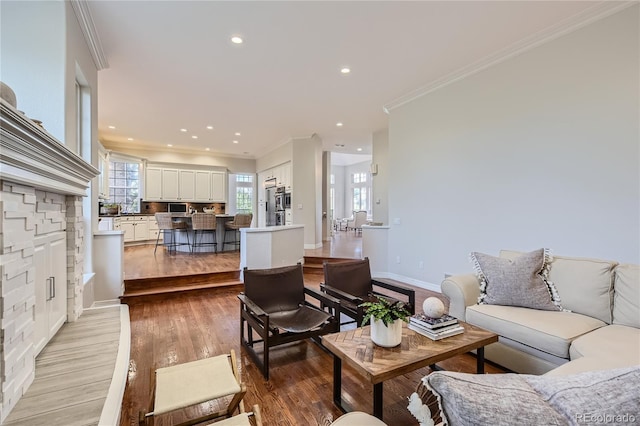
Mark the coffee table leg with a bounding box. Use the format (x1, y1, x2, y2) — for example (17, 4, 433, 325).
(333, 356, 344, 410)
(373, 383, 383, 419)
(477, 347, 485, 374)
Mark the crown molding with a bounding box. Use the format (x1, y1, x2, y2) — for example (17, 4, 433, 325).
(101, 139, 255, 161)
(383, 1, 635, 114)
(70, 0, 109, 70)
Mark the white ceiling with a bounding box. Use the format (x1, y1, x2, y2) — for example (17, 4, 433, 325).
(91, 1, 601, 160)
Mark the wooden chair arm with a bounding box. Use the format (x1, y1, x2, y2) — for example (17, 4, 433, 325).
(372, 279, 416, 314)
(238, 293, 268, 317)
(304, 286, 341, 309)
(320, 284, 364, 305)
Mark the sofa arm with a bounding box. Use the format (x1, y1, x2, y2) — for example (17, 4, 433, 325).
(441, 274, 480, 321)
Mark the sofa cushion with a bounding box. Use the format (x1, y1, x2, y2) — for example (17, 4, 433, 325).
(546, 356, 640, 376)
(501, 250, 617, 323)
(569, 324, 640, 364)
(466, 304, 605, 358)
(525, 366, 640, 423)
(424, 372, 567, 426)
(471, 249, 561, 311)
(612, 264, 640, 328)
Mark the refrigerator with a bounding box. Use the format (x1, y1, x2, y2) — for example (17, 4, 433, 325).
(265, 187, 277, 226)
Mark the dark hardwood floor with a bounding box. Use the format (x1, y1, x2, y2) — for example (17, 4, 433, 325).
(120, 233, 506, 425)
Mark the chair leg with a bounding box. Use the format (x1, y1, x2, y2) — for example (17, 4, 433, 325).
(154, 230, 162, 254)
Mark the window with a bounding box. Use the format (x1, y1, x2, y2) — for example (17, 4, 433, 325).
(353, 187, 368, 211)
(234, 174, 253, 213)
(108, 159, 141, 213)
(351, 172, 370, 213)
(352, 172, 367, 184)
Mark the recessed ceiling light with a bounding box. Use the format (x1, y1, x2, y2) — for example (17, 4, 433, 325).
(127, 137, 134, 141)
(180, 128, 187, 132)
(231, 36, 243, 44)
(205, 147, 210, 151)
(192, 135, 198, 139)
(234, 132, 241, 136)
(357, 148, 363, 152)
(108, 125, 116, 129)
(167, 144, 173, 147)
(340, 67, 351, 74)
(233, 140, 239, 144)
(206, 126, 214, 130)
(336, 122, 343, 127)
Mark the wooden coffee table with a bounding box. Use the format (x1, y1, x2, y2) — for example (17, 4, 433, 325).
(323, 321, 498, 420)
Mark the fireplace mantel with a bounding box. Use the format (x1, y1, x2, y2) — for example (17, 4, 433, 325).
(0, 99, 99, 195)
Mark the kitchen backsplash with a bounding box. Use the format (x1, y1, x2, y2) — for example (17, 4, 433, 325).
(140, 202, 226, 214)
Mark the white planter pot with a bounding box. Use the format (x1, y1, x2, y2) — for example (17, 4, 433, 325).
(369, 317, 403, 347)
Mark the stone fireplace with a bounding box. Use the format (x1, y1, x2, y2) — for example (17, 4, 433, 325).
(0, 100, 98, 420)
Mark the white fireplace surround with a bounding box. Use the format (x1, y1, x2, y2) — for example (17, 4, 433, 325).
(0, 99, 98, 420)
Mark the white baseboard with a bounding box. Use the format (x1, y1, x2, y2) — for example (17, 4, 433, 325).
(304, 242, 323, 249)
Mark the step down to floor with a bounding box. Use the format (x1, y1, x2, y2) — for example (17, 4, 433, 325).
(122, 270, 242, 303)
(302, 256, 358, 274)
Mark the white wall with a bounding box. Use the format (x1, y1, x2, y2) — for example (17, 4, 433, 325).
(291, 135, 323, 248)
(387, 6, 639, 286)
(371, 128, 389, 224)
(1, 1, 66, 142)
(255, 140, 293, 172)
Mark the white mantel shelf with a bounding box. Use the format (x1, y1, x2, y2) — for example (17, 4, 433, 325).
(240, 225, 305, 273)
(0, 99, 99, 195)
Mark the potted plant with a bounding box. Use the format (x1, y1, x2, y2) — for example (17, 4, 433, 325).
(361, 296, 412, 347)
(103, 203, 120, 215)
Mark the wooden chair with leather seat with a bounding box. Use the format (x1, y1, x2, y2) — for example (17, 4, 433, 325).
(321, 257, 416, 327)
(238, 263, 340, 380)
(139, 350, 247, 426)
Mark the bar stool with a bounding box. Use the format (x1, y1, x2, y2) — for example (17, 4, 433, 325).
(191, 213, 217, 253)
(154, 213, 190, 254)
(223, 213, 252, 251)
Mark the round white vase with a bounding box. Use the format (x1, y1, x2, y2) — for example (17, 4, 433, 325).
(370, 317, 403, 347)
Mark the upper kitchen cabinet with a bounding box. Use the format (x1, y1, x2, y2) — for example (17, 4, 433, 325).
(161, 169, 179, 200)
(145, 164, 227, 202)
(97, 145, 109, 199)
(146, 167, 163, 200)
(178, 169, 196, 200)
(210, 171, 226, 202)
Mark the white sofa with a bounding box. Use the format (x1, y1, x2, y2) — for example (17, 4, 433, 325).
(442, 251, 640, 375)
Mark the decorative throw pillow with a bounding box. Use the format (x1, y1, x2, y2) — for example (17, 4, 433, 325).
(424, 372, 567, 426)
(470, 248, 562, 311)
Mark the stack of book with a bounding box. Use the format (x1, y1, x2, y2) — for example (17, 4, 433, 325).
(408, 313, 464, 340)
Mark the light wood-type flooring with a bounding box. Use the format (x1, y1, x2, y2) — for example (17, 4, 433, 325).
(6, 306, 122, 426)
(120, 231, 507, 425)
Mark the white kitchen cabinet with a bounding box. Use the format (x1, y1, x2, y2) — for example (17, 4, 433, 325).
(120, 215, 149, 242)
(33, 232, 67, 355)
(146, 167, 163, 200)
(162, 169, 179, 200)
(98, 145, 109, 199)
(211, 171, 226, 202)
(148, 216, 160, 242)
(194, 170, 211, 201)
(179, 170, 195, 201)
(146, 165, 227, 202)
(282, 163, 292, 190)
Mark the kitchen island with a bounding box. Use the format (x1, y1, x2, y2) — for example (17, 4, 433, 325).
(169, 214, 235, 253)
